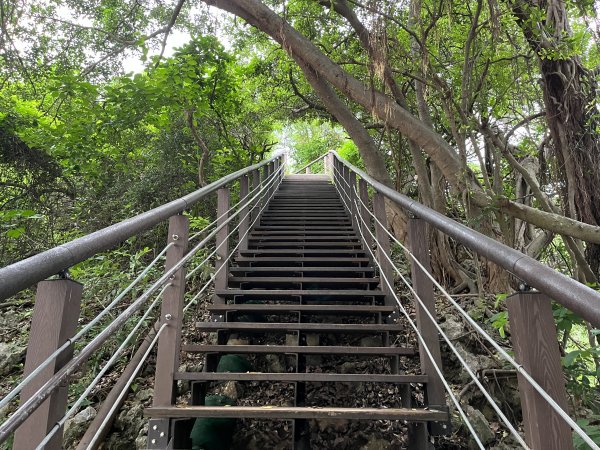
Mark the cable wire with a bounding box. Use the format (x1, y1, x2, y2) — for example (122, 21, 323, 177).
(34, 283, 171, 449)
(328, 176, 486, 448)
(83, 322, 168, 450)
(348, 181, 599, 450)
(0, 243, 173, 411)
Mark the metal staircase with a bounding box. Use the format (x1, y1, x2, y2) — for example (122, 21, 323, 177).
(145, 174, 449, 449)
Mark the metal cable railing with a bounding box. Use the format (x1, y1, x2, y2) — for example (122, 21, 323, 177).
(351, 187, 599, 449)
(31, 161, 286, 448)
(328, 168, 486, 448)
(325, 152, 600, 450)
(0, 242, 173, 411)
(0, 154, 285, 446)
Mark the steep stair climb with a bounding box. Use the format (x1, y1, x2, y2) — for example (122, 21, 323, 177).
(146, 174, 449, 449)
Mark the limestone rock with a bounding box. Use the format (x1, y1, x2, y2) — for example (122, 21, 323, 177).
(0, 342, 26, 376)
(464, 405, 495, 448)
(63, 407, 96, 449)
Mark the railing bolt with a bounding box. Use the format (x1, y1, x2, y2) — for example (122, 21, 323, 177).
(151, 439, 156, 445)
(153, 425, 157, 431)
(165, 314, 173, 321)
(160, 432, 165, 437)
(172, 234, 179, 241)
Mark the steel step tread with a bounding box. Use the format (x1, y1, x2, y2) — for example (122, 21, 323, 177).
(229, 277, 379, 283)
(229, 267, 375, 273)
(182, 344, 416, 355)
(174, 372, 427, 383)
(195, 322, 398, 332)
(145, 406, 446, 421)
(215, 289, 385, 297)
(239, 249, 367, 255)
(208, 304, 395, 313)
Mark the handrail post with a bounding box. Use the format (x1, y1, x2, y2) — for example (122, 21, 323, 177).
(251, 169, 260, 222)
(214, 188, 230, 305)
(238, 175, 250, 251)
(149, 215, 189, 448)
(408, 217, 447, 435)
(372, 192, 393, 305)
(348, 171, 358, 232)
(507, 291, 573, 450)
(152, 215, 189, 408)
(260, 164, 269, 211)
(341, 165, 351, 213)
(268, 161, 275, 200)
(358, 179, 374, 250)
(13, 279, 82, 450)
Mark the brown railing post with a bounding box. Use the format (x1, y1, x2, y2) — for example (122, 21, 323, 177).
(408, 217, 447, 435)
(238, 175, 250, 251)
(260, 164, 269, 211)
(214, 188, 230, 305)
(358, 179, 374, 251)
(507, 291, 573, 450)
(372, 192, 393, 304)
(13, 279, 82, 450)
(347, 171, 359, 231)
(152, 215, 189, 408)
(251, 169, 260, 222)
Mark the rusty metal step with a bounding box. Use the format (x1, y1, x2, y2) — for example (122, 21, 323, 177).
(239, 249, 367, 255)
(182, 344, 415, 356)
(174, 372, 427, 383)
(247, 242, 362, 248)
(145, 406, 447, 421)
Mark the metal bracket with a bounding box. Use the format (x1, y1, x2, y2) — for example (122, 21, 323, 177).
(147, 418, 170, 449)
(427, 405, 451, 436)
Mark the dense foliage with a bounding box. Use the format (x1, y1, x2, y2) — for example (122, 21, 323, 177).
(1, 0, 600, 446)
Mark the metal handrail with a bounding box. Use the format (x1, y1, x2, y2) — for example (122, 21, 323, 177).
(0, 153, 283, 300)
(293, 153, 327, 174)
(327, 151, 600, 326)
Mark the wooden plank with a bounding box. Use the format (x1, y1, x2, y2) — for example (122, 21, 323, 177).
(152, 215, 189, 407)
(507, 292, 573, 450)
(182, 344, 416, 355)
(13, 280, 82, 450)
(229, 267, 375, 273)
(174, 372, 428, 383)
(229, 277, 379, 284)
(145, 406, 447, 421)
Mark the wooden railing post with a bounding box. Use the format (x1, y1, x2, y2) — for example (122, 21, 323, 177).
(358, 179, 373, 251)
(149, 215, 189, 448)
(13, 279, 82, 450)
(347, 171, 358, 231)
(372, 192, 393, 305)
(251, 169, 260, 222)
(214, 188, 230, 305)
(408, 217, 447, 435)
(238, 175, 250, 251)
(507, 291, 573, 450)
(260, 165, 269, 211)
(152, 215, 189, 408)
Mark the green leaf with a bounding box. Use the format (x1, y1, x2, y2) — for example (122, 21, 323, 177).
(6, 227, 25, 238)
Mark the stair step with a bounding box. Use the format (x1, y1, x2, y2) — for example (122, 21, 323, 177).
(229, 267, 375, 274)
(174, 372, 427, 383)
(208, 304, 394, 314)
(215, 289, 385, 298)
(247, 242, 362, 248)
(229, 277, 379, 284)
(145, 406, 447, 421)
(196, 322, 398, 332)
(239, 249, 366, 255)
(181, 344, 416, 356)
